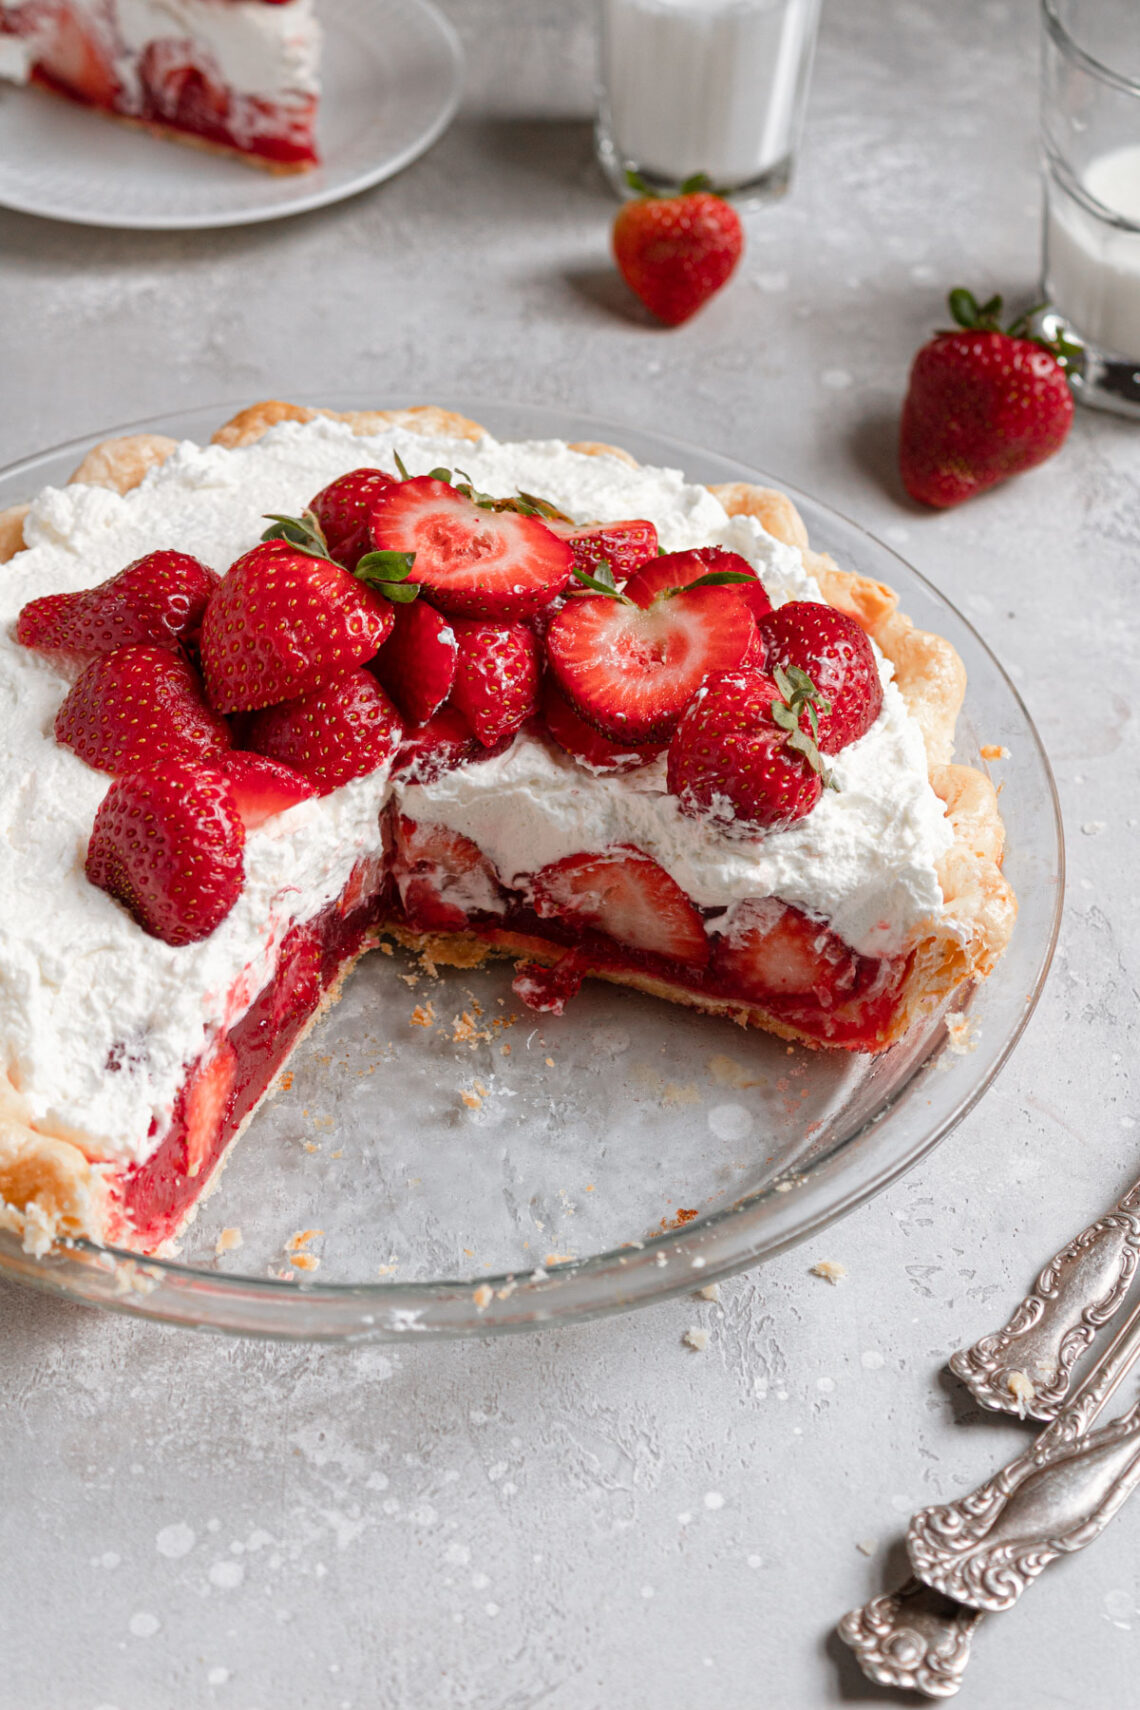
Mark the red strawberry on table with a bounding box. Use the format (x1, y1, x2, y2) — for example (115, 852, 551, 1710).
(86, 758, 246, 947)
(199, 539, 395, 714)
(541, 678, 664, 774)
(544, 554, 756, 743)
(216, 752, 317, 829)
(899, 288, 1075, 508)
(757, 601, 882, 753)
(530, 846, 709, 966)
(366, 477, 573, 620)
(243, 667, 404, 796)
(369, 598, 457, 727)
(667, 666, 833, 834)
(55, 645, 232, 776)
(450, 619, 540, 748)
(17, 550, 220, 662)
(612, 173, 744, 327)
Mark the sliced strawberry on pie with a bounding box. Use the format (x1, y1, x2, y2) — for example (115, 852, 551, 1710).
(199, 540, 395, 714)
(690, 546, 773, 622)
(17, 549, 220, 661)
(450, 619, 540, 748)
(712, 898, 859, 1001)
(541, 678, 664, 774)
(757, 602, 882, 753)
(366, 478, 574, 620)
(86, 758, 246, 947)
(369, 599, 457, 727)
(545, 561, 756, 743)
(530, 846, 709, 966)
(217, 753, 317, 829)
(55, 644, 232, 776)
(244, 668, 404, 796)
(392, 816, 505, 933)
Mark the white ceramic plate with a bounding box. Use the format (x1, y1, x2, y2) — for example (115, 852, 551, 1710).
(0, 0, 463, 230)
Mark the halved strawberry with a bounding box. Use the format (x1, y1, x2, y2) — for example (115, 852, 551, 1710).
(199, 540, 395, 714)
(369, 598, 457, 726)
(712, 898, 858, 1000)
(366, 478, 573, 619)
(667, 668, 831, 834)
(541, 677, 664, 774)
(309, 467, 395, 552)
(86, 758, 246, 947)
(182, 1038, 239, 1180)
(16, 550, 220, 662)
(244, 669, 403, 796)
(55, 645, 232, 776)
(548, 519, 659, 584)
(691, 546, 772, 622)
(269, 922, 324, 1035)
(451, 619, 540, 748)
(217, 752, 317, 828)
(39, 8, 120, 105)
(757, 602, 882, 753)
(391, 706, 486, 785)
(545, 569, 755, 743)
(392, 816, 504, 932)
(530, 846, 709, 965)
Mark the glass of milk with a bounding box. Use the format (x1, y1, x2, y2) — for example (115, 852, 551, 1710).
(1041, 0, 1140, 415)
(596, 0, 822, 204)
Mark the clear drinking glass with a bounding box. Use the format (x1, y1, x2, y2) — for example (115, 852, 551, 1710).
(1040, 0, 1140, 416)
(595, 0, 821, 203)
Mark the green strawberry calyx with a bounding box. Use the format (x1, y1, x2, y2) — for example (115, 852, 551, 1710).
(770, 664, 837, 790)
(943, 288, 1082, 370)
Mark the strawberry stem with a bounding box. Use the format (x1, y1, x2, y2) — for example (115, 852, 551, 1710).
(770, 664, 837, 789)
(943, 286, 1082, 369)
(570, 561, 634, 603)
(261, 510, 333, 561)
(624, 168, 718, 200)
(354, 549, 420, 605)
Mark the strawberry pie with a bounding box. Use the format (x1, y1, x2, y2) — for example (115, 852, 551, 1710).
(0, 1, 321, 172)
(0, 401, 1016, 1258)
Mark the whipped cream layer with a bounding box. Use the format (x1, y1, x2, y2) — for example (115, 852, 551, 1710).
(0, 0, 320, 100)
(0, 416, 952, 1167)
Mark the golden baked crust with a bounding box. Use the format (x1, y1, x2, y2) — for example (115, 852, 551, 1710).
(0, 401, 1015, 1253)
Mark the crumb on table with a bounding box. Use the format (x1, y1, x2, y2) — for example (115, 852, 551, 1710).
(215, 1227, 243, 1255)
(682, 1327, 709, 1353)
(810, 1259, 846, 1285)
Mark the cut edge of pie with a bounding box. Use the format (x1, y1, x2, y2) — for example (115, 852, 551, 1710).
(0, 401, 1017, 1258)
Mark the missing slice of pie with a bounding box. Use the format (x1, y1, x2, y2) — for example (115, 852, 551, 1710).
(0, 1, 321, 172)
(0, 401, 1016, 1257)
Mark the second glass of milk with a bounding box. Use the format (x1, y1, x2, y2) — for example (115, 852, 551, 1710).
(1041, 0, 1140, 416)
(596, 0, 822, 203)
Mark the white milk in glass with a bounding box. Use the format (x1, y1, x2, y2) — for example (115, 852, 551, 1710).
(600, 0, 821, 191)
(1046, 144, 1140, 359)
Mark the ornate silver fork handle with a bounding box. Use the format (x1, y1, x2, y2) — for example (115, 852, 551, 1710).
(949, 1175, 1140, 1420)
(839, 1244, 1140, 1694)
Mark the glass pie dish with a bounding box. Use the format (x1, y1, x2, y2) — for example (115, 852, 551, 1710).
(0, 400, 1064, 1340)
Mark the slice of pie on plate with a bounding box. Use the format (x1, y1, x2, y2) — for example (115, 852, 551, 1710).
(0, 1, 321, 172)
(0, 401, 1016, 1257)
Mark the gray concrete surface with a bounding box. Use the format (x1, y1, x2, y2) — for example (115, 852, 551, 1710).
(2, 1, 1138, 1704)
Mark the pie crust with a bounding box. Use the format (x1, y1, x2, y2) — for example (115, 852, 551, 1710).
(0, 403, 1016, 1254)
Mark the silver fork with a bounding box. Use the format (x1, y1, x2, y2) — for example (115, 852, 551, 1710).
(838, 1180, 1140, 1696)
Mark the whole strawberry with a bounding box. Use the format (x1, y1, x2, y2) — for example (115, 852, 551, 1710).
(17, 549, 219, 661)
(667, 666, 834, 834)
(757, 601, 881, 753)
(900, 288, 1075, 508)
(612, 173, 744, 327)
(56, 645, 232, 776)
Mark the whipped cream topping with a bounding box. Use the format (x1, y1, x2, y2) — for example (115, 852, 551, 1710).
(0, 417, 952, 1168)
(0, 0, 320, 102)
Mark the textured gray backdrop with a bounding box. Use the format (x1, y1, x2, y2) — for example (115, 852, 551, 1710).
(1, 2, 1137, 1705)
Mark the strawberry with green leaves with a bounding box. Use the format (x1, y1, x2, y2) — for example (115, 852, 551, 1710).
(667, 665, 835, 834)
(613, 172, 744, 326)
(899, 288, 1075, 508)
(544, 552, 757, 743)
